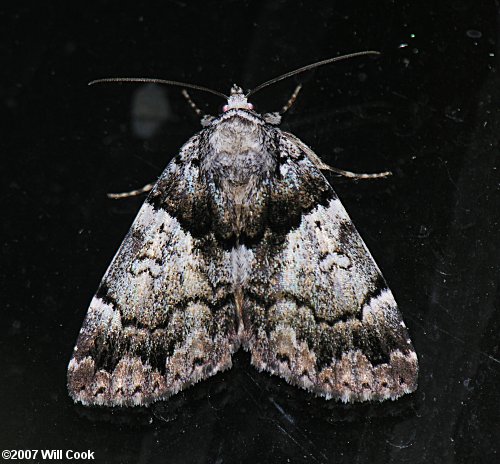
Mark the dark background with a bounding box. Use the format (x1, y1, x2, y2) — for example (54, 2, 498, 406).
(2, 1, 499, 463)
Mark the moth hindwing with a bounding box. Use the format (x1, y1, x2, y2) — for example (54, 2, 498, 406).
(68, 84, 418, 406)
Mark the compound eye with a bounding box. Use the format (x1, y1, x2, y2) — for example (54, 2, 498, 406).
(247, 102, 254, 110)
(223, 104, 229, 112)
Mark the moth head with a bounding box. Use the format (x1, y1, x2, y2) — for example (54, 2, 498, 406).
(223, 84, 254, 112)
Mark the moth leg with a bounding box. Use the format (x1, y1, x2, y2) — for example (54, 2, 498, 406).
(107, 182, 155, 199)
(322, 166, 392, 179)
(283, 131, 392, 179)
(181, 89, 203, 117)
(281, 84, 303, 114)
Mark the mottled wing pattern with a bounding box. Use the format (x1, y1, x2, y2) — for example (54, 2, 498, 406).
(243, 133, 418, 402)
(68, 134, 239, 407)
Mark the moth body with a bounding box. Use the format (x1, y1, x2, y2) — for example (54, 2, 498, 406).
(68, 83, 418, 407)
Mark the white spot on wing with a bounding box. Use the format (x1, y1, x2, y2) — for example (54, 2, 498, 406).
(87, 297, 122, 333)
(362, 289, 397, 322)
(319, 252, 351, 271)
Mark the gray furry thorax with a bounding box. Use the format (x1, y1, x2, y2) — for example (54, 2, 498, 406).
(200, 111, 277, 237)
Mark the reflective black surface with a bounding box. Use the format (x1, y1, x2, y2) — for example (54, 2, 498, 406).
(2, 2, 499, 463)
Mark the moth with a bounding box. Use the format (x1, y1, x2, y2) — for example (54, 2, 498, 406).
(68, 51, 418, 407)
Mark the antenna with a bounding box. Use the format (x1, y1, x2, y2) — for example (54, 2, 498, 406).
(88, 77, 229, 100)
(246, 50, 380, 97)
(88, 51, 380, 103)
